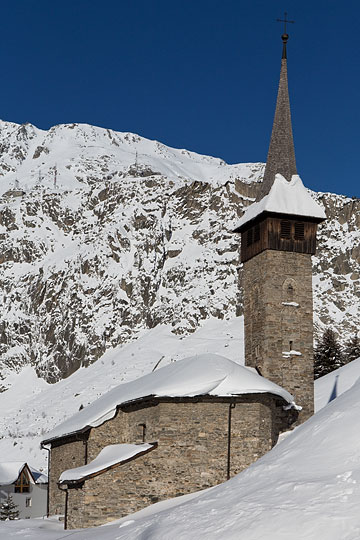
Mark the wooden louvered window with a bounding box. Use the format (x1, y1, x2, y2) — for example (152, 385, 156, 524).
(15, 470, 30, 493)
(294, 222, 305, 240)
(246, 228, 253, 246)
(280, 220, 291, 238)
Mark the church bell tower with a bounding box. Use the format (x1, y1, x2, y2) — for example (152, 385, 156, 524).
(234, 28, 326, 422)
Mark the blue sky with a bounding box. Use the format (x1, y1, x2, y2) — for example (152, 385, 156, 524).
(2, 0, 359, 197)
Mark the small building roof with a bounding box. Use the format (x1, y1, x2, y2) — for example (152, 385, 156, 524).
(59, 443, 156, 484)
(233, 174, 326, 232)
(0, 462, 34, 486)
(0, 462, 48, 486)
(28, 465, 48, 484)
(42, 353, 297, 444)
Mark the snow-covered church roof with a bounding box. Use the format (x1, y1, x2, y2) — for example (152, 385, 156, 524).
(42, 353, 296, 444)
(234, 174, 326, 231)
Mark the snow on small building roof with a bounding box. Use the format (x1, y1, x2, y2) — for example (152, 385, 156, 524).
(29, 465, 48, 484)
(59, 443, 156, 484)
(42, 353, 296, 444)
(0, 462, 35, 486)
(233, 174, 326, 232)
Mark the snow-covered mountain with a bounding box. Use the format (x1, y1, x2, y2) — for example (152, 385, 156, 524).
(0, 120, 358, 385)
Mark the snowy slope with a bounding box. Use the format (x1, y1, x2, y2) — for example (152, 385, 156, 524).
(109, 375, 360, 540)
(315, 356, 360, 411)
(0, 318, 243, 470)
(2, 363, 360, 539)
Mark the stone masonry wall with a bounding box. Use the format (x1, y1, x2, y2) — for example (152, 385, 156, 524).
(64, 395, 289, 528)
(49, 439, 86, 516)
(243, 250, 314, 421)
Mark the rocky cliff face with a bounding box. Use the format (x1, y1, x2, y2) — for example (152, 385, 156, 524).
(0, 121, 358, 383)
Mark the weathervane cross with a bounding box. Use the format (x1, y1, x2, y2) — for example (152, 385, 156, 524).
(276, 12, 295, 34)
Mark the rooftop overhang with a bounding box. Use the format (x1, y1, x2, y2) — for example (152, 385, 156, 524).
(233, 209, 326, 234)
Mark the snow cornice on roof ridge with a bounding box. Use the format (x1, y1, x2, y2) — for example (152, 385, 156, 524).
(41, 354, 297, 445)
(233, 174, 326, 232)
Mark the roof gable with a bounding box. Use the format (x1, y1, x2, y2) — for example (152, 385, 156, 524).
(0, 462, 35, 486)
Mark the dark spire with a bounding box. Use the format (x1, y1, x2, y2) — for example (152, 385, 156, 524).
(258, 18, 297, 200)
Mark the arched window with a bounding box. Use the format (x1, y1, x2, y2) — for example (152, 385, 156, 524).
(282, 278, 297, 303)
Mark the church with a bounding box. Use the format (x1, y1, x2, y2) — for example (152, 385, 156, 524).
(41, 29, 326, 530)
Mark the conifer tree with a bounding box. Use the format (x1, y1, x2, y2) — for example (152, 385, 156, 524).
(0, 495, 19, 520)
(314, 328, 343, 379)
(343, 334, 360, 364)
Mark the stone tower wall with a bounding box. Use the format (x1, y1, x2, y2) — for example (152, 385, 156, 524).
(243, 249, 314, 421)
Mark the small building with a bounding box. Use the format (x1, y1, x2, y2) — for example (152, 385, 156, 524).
(0, 462, 48, 519)
(41, 354, 298, 529)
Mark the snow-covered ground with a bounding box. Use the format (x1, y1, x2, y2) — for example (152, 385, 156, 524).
(1, 356, 360, 539)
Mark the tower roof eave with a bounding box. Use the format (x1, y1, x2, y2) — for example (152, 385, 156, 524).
(233, 174, 326, 232)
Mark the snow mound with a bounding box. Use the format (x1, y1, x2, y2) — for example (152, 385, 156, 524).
(42, 353, 295, 443)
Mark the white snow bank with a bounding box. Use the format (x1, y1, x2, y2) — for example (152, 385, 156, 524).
(234, 174, 326, 230)
(59, 443, 155, 483)
(315, 356, 360, 411)
(42, 353, 295, 443)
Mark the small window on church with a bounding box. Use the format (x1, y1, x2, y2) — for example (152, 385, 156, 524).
(246, 228, 253, 246)
(294, 222, 305, 240)
(280, 220, 291, 238)
(15, 470, 30, 493)
(254, 224, 260, 243)
(138, 423, 146, 442)
(287, 284, 294, 299)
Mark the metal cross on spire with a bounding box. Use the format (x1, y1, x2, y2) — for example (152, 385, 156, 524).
(276, 12, 295, 59)
(257, 12, 297, 199)
(276, 12, 295, 34)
